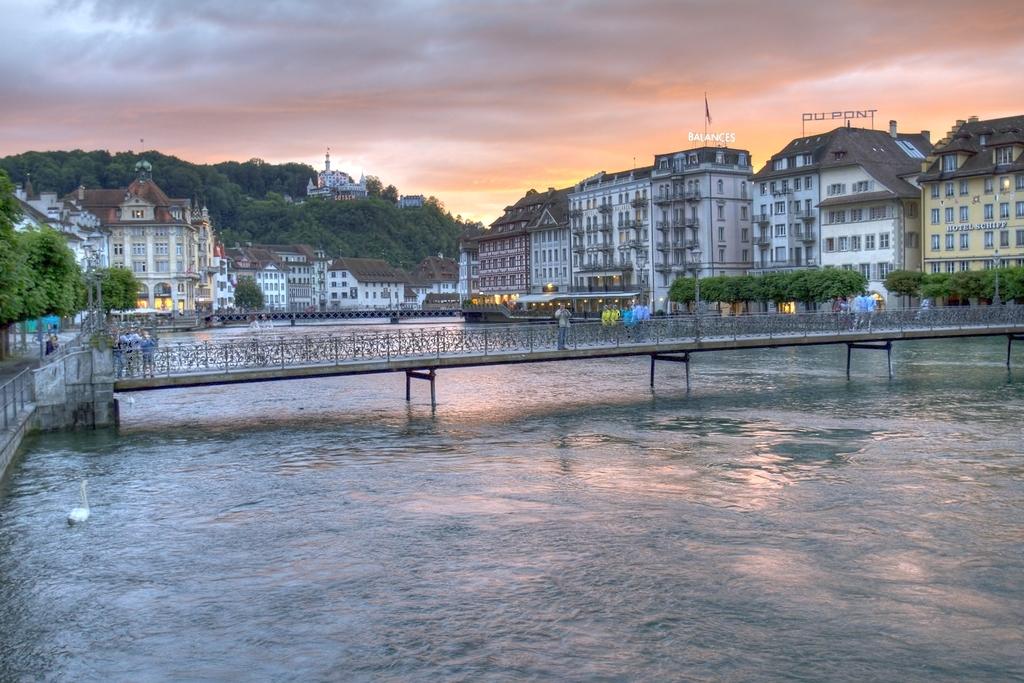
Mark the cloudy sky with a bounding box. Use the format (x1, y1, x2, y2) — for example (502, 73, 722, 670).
(2, 0, 1022, 222)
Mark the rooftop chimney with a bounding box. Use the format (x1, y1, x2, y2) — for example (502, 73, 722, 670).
(968, 115, 979, 123)
(921, 130, 930, 143)
(77, 185, 85, 201)
(889, 120, 898, 138)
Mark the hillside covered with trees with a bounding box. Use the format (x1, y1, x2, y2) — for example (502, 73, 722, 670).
(0, 150, 476, 269)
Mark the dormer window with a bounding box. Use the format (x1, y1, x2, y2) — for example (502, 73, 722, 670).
(131, 209, 145, 219)
(996, 147, 1015, 165)
(942, 154, 958, 172)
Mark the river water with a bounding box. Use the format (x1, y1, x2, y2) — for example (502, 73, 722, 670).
(1, 327, 1022, 681)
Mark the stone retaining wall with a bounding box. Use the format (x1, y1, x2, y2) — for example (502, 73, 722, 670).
(32, 347, 116, 432)
(0, 403, 34, 483)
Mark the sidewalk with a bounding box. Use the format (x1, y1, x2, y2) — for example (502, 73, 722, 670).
(0, 331, 80, 386)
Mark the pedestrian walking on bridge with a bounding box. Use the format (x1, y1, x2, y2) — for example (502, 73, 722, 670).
(554, 303, 572, 350)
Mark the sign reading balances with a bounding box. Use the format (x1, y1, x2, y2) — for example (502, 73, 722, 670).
(945, 221, 1009, 232)
(688, 131, 737, 144)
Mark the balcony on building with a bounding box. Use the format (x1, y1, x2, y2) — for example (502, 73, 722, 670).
(631, 196, 647, 209)
(684, 216, 700, 229)
(753, 213, 770, 226)
(571, 225, 584, 236)
(755, 232, 772, 247)
(792, 209, 816, 223)
(598, 204, 612, 214)
(656, 221, 671, 232)
(654, 191, 684, 206)
(793, 230, 816, 243)
(568, 208, 583, 218)
(684, 190, 702, 202)
(771, 187, 793, 196)
(748, 258, 818, 275)
(654, 262, 673, 273)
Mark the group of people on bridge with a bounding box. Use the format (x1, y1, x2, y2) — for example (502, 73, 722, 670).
(554, 301, 655, 350)
(113, 328, 159, 378)
(832, 292, 879, 331)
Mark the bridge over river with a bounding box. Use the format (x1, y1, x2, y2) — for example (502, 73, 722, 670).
(114, 307, 1024, 405)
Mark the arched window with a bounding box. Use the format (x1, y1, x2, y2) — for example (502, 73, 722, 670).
(717, 179, 724, 194)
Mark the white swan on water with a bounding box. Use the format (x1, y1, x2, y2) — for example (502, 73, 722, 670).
(67, 480, 90, 525)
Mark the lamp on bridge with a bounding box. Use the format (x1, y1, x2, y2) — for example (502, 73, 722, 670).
(993, 249, 1003, 305)
(82, 245, 103, 332)
(690, 244, 703, 314)
(635, 249, 649, 307)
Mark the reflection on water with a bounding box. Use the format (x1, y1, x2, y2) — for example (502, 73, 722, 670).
(1, 337, 1023, 680)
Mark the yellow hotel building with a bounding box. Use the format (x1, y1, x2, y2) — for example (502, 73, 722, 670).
(920, 115, 1024, 274)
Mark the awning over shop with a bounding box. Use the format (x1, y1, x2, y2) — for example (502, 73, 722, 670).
(519, 291, 641, 304)
(518, 294, 558, 304)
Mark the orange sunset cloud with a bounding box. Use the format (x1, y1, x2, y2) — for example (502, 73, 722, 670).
(1, 0, 1022, 223)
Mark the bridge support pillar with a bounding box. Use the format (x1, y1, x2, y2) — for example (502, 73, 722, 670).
(1007, 334, 1024, 369)
(846, 341, 893, 380)
(650, 352, 691, 391)
(405, 369, 437, 408)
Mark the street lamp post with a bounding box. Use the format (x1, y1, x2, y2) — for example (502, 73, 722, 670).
(82, 245, 103, 334)
(636, 250, 649, 308)
(993, 249, 1002, 305)
(690, 245, 703, 314)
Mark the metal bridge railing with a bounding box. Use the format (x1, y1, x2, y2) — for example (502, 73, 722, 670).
(1, 369, 34, 431)
(125, 306, 1024, 379)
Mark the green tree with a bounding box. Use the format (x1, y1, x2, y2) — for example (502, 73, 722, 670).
(234, 277, 264, 310)
(18, 227, 83, 319)
(999, 267, 1024, 303)
(668, 277, 696, 305)
(364, 175, 383, 198)
(381, 184, 399, 203)
(950, 270, 986, 302)
(921, 273, 951, 301)
(884, 270, 925, 306)
(99, 267, 141, 312)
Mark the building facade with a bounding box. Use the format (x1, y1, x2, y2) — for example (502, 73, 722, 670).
(68, 161, 205, 312)
(569, 169, 650, 302)
(14, 185, 109, 271)
(457, 227, 482, 301)
(260, 244, 317, 309)
(920, 115, 1024, 279)
(478, 188, 568, 302)
(326, 258, 407, 309)
(650, 147, 753, 310)
(753, 125, 931, 305)
(224, 246, 290, 309)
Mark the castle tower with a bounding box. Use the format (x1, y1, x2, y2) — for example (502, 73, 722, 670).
(325, 147, 331, 172)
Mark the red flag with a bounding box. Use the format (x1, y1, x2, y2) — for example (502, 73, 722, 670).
(704, 94, 712, 125)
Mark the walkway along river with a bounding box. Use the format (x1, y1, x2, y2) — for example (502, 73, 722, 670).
(0, 334, 1022, 680)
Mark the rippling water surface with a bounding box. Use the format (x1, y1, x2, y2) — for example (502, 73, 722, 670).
(1, 332, 1023, 681)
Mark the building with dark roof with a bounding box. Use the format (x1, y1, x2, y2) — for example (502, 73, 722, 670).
(919, 114, 1024, 279)
(224, 246, 290, 309)
(63, 161, 213, 312)
(477, 187, 569, 301)
(326, 257, 408, 309)
(753, 123, 931, 306)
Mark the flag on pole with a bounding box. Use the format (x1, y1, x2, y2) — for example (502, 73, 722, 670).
(704, 93, 712, 125)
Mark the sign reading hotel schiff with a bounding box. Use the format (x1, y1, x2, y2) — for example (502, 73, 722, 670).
(946, 221, 1009, 232)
